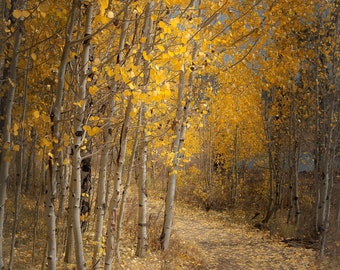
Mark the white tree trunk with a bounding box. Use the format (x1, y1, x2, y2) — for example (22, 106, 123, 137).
(92, 98, 116, 269)
(160, 70, 186, 250)
(70, 3, 93, 269)
(104, 97, 133, 270)
(116, 109, 141, 259)
(92, 1, 130, 267)
(46, 1, 79, 268)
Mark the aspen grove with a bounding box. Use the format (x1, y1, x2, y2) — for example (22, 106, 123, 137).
(0, 0, 339, 269)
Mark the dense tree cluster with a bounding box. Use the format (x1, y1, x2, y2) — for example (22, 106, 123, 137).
(0, 0, 338, 269)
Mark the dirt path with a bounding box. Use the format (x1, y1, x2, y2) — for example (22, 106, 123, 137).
(172, 208, 317, 270)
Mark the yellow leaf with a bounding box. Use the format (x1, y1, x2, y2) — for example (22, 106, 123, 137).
(63, 158, 70, 165)
(156, 44, 165, 51)
(140, 37, 147, 43)
(13, 123, 19, 136)
(13, 144, 20, 151)
(142, 51, 152, 61)
(136, 6, 143, 14)
(129, 108, 138, 118)
(4, 151, 12, 163)
(170, 170, 178, 175)
(123, 89, 132, 97)
(89, 116, 100, 121)
(89, 85, 99, 96)
(31, 53, 37, 61)
(93, 58, 101, 65)
(95, 15, 109, 24)
(22, 10, 30, 17)
(13, 10, 30, 19)
(73, 100, 85, 108)
(33, 110, 40, 119)
(3, 142, 10, 150)
(62, 133, 70, 147)
(88, 126, 101, 136)
(81, 145, 87, 150)
(41, 137, 52, 148)
(158, 21, 167, 29)
(128, 82, 135, 90)
(83, 125, 91, 132)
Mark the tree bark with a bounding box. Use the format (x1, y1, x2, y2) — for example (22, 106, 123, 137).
(70, 3, 93, 269)
(160, 70, 186, 250)
(104, 97, 133, 270)
(46, 1, 80, 269)
(116, 109, 141, 259)
(0, 0, 25, 267)
(136, 105, 148, 258)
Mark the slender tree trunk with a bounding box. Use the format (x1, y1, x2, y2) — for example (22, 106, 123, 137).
(92, 97, 116, 269)
(134, 0, 155, 255)
(64, 176, 74, 264)
(104, 97, 133, 270)
(160, 26, 195, 248)
(46, 2, 80, 269)
(160, 70, 186, 250)
(92, 2, 130, 264)
(57, 146, 71, 219)
(116, 109, 141, 259)
(136, 105, 148, 258)
(70, 3, 93, 269)
(8, 42, 30, 269)
(231, 125, 239, 206)
(262, 89, 277, 224)
(287, 135, 294, 224)
(0, 0, 25, 266)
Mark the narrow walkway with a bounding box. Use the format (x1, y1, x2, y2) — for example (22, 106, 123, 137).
(173, 208, 317, 270)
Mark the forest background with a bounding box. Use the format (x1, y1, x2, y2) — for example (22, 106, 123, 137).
(0, 0, 339, 269)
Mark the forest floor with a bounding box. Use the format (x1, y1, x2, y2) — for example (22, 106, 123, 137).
(4, 196, 336, 269)
(119, 201, 323, 270)
(170, 205, 318, 270)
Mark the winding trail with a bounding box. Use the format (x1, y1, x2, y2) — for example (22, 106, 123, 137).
(172, 207, 317, 270)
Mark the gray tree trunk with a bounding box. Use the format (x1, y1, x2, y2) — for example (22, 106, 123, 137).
(0, 0, 26, 267)
(160, 70, 186, 250)
(104, 97, 133, 270)
(70, 3, 93, 269)
(136, 105, 148, 257)
(46, 1, 80, 268)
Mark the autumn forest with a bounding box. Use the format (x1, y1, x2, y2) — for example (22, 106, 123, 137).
(0, 0, 339, 269)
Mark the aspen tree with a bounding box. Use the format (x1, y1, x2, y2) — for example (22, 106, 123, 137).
(116, 110, 141, 259)
(102, 1, 139, 267)
(103, 96, 133, 269)
(46, 1, 80, 268)
(0, 0, 26, 268)
(92, 3, 131, 267)
(92, 98, 116, 269)
(136, 0, 154, 257)
(317, 0, 339, 255)
(69, 3, 94, 268)
(8, 44, 31, 269)
(160, 70, 186, 250)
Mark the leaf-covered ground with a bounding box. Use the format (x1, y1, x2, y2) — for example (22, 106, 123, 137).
(172, 206, 318, 270)
(116, 201, 321, 270)
(3, 197, 324, 269)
